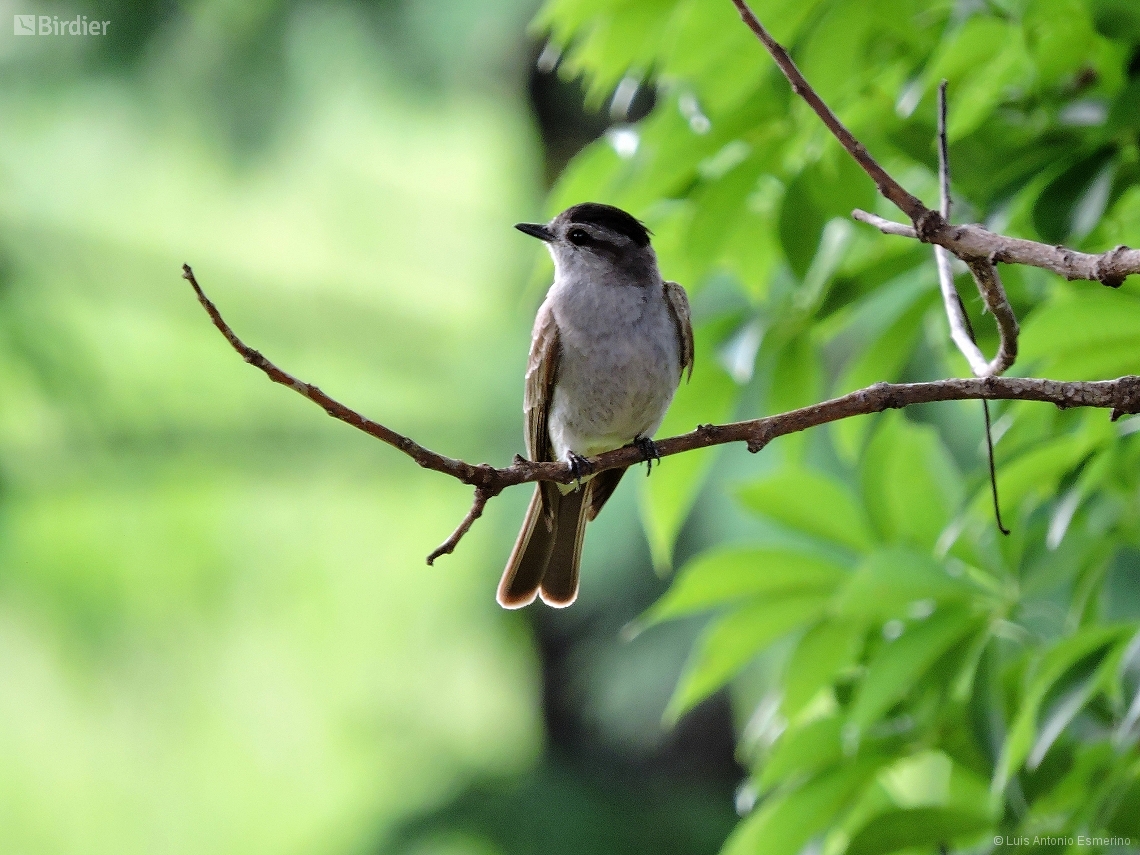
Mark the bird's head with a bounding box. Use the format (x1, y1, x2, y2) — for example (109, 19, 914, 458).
(515, 202, 657, 283)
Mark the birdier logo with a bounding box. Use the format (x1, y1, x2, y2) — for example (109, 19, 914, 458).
(13, 14, 110, 35)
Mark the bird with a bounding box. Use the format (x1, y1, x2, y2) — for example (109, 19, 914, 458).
(497, 202, 693, 609)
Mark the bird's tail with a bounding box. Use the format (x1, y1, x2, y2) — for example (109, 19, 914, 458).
(497, 483, 589, 609)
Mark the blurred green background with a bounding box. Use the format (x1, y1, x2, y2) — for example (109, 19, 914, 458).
(8, 1, 1140, 853)
(0, 1, 740, 853)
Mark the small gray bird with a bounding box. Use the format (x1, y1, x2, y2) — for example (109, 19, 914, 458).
(498, 203, 693, 609)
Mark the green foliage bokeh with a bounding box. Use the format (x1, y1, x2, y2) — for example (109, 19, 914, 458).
(0, 3, 548, 853)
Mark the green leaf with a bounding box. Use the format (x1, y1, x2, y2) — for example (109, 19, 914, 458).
(722, 759, 881, 855)
(848, 607, 979, 734)
(738, 466, 875, 553)
(639, 340, 738, 571)
(834, 548, 975, 622)
(666, 594, 827, 722)
(723, 0, 826, 45)
(1031, 148, 1115, 244)
(1024, 0, 1101, 87)
(1019, 290, 1140, 381)
(830, 291, 933, 462)
(892, 751, 993, 815)
(543, 0, 673, 107)
(778, 144, 875, 281)
(758, 714, 844, 791)
(877, 750, 953, 808)
(994, 625, 1132, 793)
(686, 148, 772, 265)
(765, 334, 822, 462)
(658, 0, 778, 114)
(794, 0, 885, 104)
(845, 807, 995, 855)
(860, 412, 963, 549)
(968, 422, 1109, 522)
(778, 170, 828, 279)
(924, 18, 1032, 141)
(643, 546, 847, 625)
(836, 754, 997, 854)
(545, 135, 628, 219)
(781, 619, 864, 717)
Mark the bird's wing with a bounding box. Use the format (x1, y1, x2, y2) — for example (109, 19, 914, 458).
(663, 280, 694, 382)
(525, 299, 562, 520)
(525, 298, 560, 462)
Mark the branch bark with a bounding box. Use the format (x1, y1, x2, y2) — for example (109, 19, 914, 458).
(853, 211, 1139, 289)
(183, 265, 1140, 561)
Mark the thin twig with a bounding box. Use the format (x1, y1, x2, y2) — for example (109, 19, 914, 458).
(729, 0, 931, 226)
(982, 398, 1011, 535)
(937, 80, 952, 223)
(732, 0, 1139, 288)
(184, 263, 1140, 558)
(963, 258, 1019, 375)
(933, 82, 1011, 535)
(852, 210, 917, 237)
(427, 488, 491, 565)
(935, 83, 1018, 379)
(183, 264, 495, 490)
(951, 290, 1010, 533)
(933, 80, 990, 377)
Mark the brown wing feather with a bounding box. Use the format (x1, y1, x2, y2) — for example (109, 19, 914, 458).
(525, 299, 561, 520)
(663, 280, 694, 382)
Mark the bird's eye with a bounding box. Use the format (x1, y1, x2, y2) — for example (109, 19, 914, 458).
(567, 228, 590, 246)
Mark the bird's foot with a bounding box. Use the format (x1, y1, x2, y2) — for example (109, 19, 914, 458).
(567, 452, 593, 491)
(634, 436, 660, 475)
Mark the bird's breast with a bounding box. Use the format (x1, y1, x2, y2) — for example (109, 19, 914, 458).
(547, 282, 681, 459)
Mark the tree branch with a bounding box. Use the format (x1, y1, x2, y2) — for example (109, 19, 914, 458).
(851, 212, 1138, 288)
(728, 0, 930, 226)
(933, 80, 1010, 378)
(427, 487, 492, 565)
(184, 263, 1140, 561)
(731, 0, 1140, 289)
(182, 264, 497, 490)
(963, 258, 1019, 375)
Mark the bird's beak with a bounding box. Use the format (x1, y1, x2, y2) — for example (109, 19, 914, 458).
(515, 222, 555, 242)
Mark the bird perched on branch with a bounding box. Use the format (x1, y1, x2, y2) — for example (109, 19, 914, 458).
(498, 203, 693, 608)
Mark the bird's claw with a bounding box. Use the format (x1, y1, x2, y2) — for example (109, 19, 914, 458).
(634, 436, 660, 475)
(567, 452, 593, 490)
